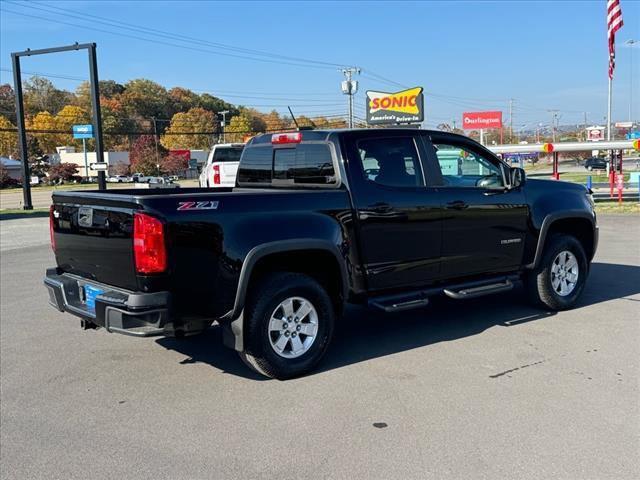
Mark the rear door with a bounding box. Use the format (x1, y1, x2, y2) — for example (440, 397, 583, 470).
(423, 133, 528, 279)
(343, 131, 443, 291)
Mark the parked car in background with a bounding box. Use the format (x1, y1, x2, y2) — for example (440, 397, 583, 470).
(132, 173, 155, 183)
(106, 175, 131, 183)
(199, 143, 245, 188)
(584, 157, 608, 171)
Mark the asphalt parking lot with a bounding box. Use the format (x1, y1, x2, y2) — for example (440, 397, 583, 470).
(1, 215, 638, 480)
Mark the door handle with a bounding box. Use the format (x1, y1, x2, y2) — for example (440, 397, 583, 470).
(446, 200, 468, 210)
(370, 202, 394, 214)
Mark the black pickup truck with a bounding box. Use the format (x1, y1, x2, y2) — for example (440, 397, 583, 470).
(45, 129, 598, 378)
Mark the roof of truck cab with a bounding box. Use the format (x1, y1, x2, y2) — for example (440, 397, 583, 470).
(248, 128, 460, 146)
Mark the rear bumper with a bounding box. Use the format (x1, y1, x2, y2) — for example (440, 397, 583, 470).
(44, 268, 171, 337)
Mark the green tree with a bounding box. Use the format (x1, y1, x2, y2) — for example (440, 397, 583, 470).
(160, 107, 217, 150)
(197, 93, 237, 116)
(0, 115, 18, 158)
(225, 113, 252, 143)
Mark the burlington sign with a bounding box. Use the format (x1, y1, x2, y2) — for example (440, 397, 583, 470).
(462, 111, 503, 130)
(366, 87, 424, 125)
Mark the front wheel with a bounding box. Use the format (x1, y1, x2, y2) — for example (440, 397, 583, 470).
(525, 234, 588, 310)
(239, 272, 335, 379)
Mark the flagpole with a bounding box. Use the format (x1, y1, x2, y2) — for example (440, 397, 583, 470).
(607, 74, 612, 142)
(608, 60, 614, 192)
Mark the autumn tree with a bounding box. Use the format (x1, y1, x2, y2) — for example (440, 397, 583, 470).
(263, 110, 285, 132)
(169, 87, 199, 114)
(112, 162, 130, 176)
(48, 163, 80, 183)
(56, 105, 90, 147)
(160, 107, 217, 150)
(161, 152, 189, 175)
(27, 111, 60, 154)
(0, 85, 16, 123)
(0, 115, 18, 158)
(225, 113, 252, 143)
(130, 135, 165, 175)
(121, 79, 171, 121)
(23, 76, 72, 116)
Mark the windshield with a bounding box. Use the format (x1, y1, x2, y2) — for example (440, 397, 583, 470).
(213, 147, 244, 163)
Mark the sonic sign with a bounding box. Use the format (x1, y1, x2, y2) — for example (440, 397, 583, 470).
(366, 87, 424, 125)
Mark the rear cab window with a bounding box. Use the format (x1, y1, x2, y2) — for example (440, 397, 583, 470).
(212, 147, 244, 163)
(237, 140, 338, 187)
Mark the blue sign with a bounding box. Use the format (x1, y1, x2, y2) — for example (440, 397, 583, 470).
(72, 124, 94, 139)
(625, 131, 640, 140)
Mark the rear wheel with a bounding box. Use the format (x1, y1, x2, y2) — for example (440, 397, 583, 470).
(239, 272, 335, 379)
(525, 233, 588, 310)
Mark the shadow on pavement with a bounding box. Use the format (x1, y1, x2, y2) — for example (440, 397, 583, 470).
(156, 262, 640, 380)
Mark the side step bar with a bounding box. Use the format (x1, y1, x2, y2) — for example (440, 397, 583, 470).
(444, 278, 514, 300)
(368, 275, 519, 313)
(369, 292, 430, 313)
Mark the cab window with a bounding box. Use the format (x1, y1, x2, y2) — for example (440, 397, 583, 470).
(433, 143, 505, 189)
(357, 137, 424, 188)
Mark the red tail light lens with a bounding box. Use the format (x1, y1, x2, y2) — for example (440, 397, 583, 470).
(271, 132, 302, 144)
(133, 212, 167, 274)
(212, 164, 221, 185)
(49, 205, 56, 251)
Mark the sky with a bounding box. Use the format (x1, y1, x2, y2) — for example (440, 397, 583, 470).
(1, 0, 639, 130)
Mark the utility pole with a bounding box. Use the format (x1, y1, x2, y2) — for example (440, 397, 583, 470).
(548, 110, 559, 142)
(508, 98, 514, 142)
(151, 116, 160, 168)
(219, 110, 229, 143)
(340, 67, 360, 128)
(583, 112, 588, 141)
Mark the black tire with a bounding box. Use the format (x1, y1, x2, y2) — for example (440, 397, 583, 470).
(239, 272, 335, 380)
(525, 233, 588, 311)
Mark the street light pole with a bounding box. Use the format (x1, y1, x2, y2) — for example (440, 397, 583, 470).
(626, 39, 637, 122)
(219, 110, 229, 143)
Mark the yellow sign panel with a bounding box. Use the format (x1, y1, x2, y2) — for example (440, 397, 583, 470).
(366, 87, 424, 124)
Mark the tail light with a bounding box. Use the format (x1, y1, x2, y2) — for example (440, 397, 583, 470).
(49, 205, 56, 252)
(133, 212, 167, 274)
(212, 164, 221, 185)
(271, 132, 302, 144)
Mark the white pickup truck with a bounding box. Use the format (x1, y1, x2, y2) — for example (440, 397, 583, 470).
(199, 143, 245, 188)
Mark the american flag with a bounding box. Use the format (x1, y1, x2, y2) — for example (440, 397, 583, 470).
(607, 0, 624, 79)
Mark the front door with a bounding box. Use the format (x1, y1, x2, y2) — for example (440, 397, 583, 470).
(343, 131, 442, 291)
(424, 133, 529, 279)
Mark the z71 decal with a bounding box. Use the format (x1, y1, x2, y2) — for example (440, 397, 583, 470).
(177, 201, 220, 211)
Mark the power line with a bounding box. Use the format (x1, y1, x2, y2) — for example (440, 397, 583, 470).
(23, 0, 348, 69)
(1, 2, 347, 70)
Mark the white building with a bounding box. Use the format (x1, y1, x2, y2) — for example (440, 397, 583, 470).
(59, 150, 130, 178)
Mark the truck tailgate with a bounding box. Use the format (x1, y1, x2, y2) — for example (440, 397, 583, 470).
(51, 193, 139, 291)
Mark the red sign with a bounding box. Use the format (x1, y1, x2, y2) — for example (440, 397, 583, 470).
(462, 111, 503, 130)
(587, 129, 604, 141)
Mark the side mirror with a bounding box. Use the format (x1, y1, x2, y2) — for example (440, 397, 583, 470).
(510, 167, 526, 188)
